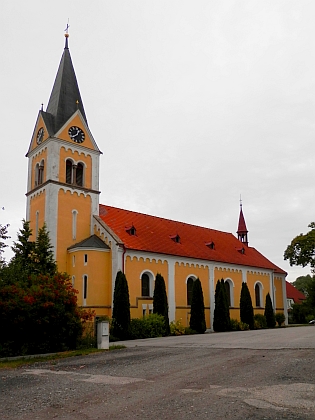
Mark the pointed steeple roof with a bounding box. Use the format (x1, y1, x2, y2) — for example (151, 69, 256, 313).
(46, 34, 87, 133)
(237, 205, 248, 234)
(237, 202, 249, 246)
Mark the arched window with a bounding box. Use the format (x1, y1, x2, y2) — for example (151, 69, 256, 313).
(141, 273, 150, 297)
(38, 160, 44, 185)
(66, 159, 73, 184)
(187, 277, 194, 306)
(225, 281, 231, 307)
(76, 163, 84, 186)
(35, 160, 44, 186)
(255, 283, 262, 307)
(224, 278, 234, 307)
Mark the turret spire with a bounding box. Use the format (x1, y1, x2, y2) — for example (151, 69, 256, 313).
(237, 198, 248, 246)
(46, 27, 87, 133)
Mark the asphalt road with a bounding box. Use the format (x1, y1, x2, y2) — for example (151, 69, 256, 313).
(1, 326, 315, 420)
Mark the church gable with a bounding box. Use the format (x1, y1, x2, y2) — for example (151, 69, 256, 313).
(55, 110, 100, 152)
(27, 112, 51, 154)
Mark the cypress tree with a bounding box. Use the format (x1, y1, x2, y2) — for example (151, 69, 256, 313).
(153, 273, 170, 335)
(221, 279, 231, 329)
(240, 282, 254, 329)
(189, 278, 206, 333)
(112, 271, 131, 340)
(213, 279, 230, 332)
(264, 292, 276, 328)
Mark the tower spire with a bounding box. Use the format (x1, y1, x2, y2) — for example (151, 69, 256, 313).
(46, 25, 87, 133)
(237, 199, 248, 246)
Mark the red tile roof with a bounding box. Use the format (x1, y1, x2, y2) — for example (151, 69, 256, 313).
(286, 281, 306, 303)
(99, 205, 286, 274)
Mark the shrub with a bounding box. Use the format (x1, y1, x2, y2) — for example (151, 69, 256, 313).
(275, 312, 286, 327)
(0, 272, 93, 357)
(254, 314, 267, 329)
(170, 319, 186, 336)
(239, 322, 250, 331)
(153, 274, 170, 335)
(112, 271, 131, 340)
(230, 319, 250, 331)
(130, 314, 166, 339)
(264, 293, 276, 328)
(190, 278, 206, 334)
(240, 282, 254, 329)
(230, 318, 241, 331)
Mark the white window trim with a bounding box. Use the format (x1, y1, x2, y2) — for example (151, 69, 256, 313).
(224, 277, 235, 307)
(139, 270, 155, 298)
(254, 281, 264, 307)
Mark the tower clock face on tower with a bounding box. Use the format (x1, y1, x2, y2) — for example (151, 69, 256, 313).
(68, 126, 85, 143)
(36, 127, 44, 144)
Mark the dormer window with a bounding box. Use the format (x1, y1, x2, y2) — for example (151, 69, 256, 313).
(237, 247, 245, 254)
(126, 225, 136, 236)
(170, 234, 180, 243)
(205, 241, 215, 249)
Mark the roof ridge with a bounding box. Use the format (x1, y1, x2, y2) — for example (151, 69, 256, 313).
(99, 204, 232, 235)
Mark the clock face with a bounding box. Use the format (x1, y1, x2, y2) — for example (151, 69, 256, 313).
(36, 127, 44, 144)
(68, 126, 85, 143)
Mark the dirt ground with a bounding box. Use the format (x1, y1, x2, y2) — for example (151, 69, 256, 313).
(1, 327, 315, 420)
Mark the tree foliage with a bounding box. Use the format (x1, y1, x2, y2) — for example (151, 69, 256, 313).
(153, 273, 170, 335)
(284, 222, 315, 272)
(189, 278, 206, 334)
(240, 282, 254, 330)
(0, 272, 93, 357)
(0, 220, 93, 356)
(0, 223, 9, 266)
(293, 275, 314, 295)
(213, 279, 230, 332)
(8, 220, 56, 278)
(112, 271, 131, 340)
(264, 292, 276, 328)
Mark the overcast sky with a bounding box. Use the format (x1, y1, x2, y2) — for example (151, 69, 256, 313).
(1, 1, 314, 282)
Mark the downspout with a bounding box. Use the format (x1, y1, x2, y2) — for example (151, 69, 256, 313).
(122, 244, 126, 274)
(271, 270, 276, 311)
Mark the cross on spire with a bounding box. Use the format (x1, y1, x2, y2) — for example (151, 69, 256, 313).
(64, 20, 70, 49)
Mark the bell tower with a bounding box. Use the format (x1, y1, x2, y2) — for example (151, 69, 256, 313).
(237, 200, 249, 247)
(26, 32, 102, 272)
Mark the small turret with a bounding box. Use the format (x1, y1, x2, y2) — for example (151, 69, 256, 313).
(237, 201, 248, 246)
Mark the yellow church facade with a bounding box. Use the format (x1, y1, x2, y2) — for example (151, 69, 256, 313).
(26, 34, 287, 329)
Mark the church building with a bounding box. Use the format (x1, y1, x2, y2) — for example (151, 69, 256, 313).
(26, 33, 287, 329)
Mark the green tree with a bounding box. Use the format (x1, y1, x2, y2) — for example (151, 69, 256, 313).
(10, 220, 35, 275)
(293, 275, 314, 295)
(112, 271, 131, 340)
(35, 223, 57, 276)
(153, 273, 170, 335)
(240, 282, 254, 329)
(0, 223, 9, 267)
(284, 222, 315, 272)
(264, 293, 276, 328)
(189, 278, 206, 334)
(213, 280, 230, 332)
